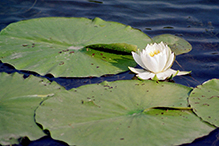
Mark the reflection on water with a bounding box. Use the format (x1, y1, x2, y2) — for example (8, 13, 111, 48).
(0, 0, 219, 145)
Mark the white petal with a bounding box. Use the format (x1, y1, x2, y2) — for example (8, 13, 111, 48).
(160, 50, 168, 71)
(156, 69, 191, 80)
(152, 52, 167, 72)
(163, 52, 175, 71)
(161, 43, 173, 70)
(156, 69, 177, 80)
(158, 42, 165, 50)
(176, 70, 191, 76)
(149, 55, 160, 73)
(141, 53, 157, 72)
(137, 72, 155, 80)
(164, 43, 171, 56)
(128, 67, 145, 74)
(131, 52, 147, 70)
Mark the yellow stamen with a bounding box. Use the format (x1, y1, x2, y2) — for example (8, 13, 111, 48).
(148, 50, 160, 57)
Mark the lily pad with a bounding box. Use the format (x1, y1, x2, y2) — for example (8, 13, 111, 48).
(36, 80, 214, 146)
(152, 34, 192, 55)
(0, 17, 152, 77)
(189, 79, 219, 127)
(0, 73, 62, 145)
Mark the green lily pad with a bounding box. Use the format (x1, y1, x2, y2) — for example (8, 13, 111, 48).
(189, 79, 219, 127)
(0, 73, 62, 145)
(36, 80, 214, 146)
(0, 17, 152, 77)
(152, 34, 192, 55)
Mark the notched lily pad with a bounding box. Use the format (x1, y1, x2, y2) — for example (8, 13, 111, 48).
(189, 79, 219, 127)
(152, 34, 192, 55)
(0, 72, 62, 145)
(36, 80, 214, 146)
(0, 17, 152, 77)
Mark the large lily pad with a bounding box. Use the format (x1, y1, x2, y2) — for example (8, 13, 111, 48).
(36, 80, 214, 146)
(189, 79, 219, 127)
(152, 34, 192, 55)
(0, 17, 152, 77)
(0, 73, 62, 145)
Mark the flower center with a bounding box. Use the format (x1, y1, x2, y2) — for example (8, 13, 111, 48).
(148, 49, 160, 57)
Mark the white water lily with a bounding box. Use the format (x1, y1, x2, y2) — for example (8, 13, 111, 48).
(128, 42, 190, 80)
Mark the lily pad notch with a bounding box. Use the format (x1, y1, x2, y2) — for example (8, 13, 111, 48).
(35, 80, 213, 146)
(189, 79, 219, 127)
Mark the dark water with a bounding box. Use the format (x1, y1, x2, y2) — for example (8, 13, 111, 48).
(0, 0, 219, 146)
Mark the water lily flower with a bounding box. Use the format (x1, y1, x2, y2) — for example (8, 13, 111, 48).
(128, 42, 190, 80)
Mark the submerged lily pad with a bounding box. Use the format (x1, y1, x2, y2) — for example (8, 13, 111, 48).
(36, 80, 214, 146)
(152, 34, 192, 55)
(0, 17, 152, 77)
(0, 73, 62, 145)
(189, 79, 219, 127)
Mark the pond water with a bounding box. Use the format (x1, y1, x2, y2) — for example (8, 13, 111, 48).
(0, 0, 219, 146)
